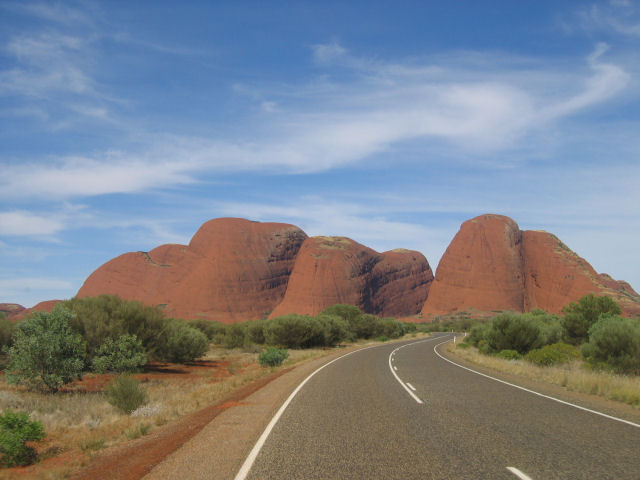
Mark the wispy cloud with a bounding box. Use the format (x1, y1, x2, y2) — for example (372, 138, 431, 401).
(576, 1, 640, 37)
(0, 211, 65, 236)
(3, 42, 632, 200)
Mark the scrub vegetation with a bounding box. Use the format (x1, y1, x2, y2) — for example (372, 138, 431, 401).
(0, 296, 417, 475)
(447, 294, 640, 407)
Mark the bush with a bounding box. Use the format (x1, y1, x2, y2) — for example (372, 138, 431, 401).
(156, 320, 209, 363)
(562, 294, 621, 345)
(581, 315, 640, 374)
(485, 313, 542, 355)
(526, 343, 579, 366)
(223, 323, 248, 349)
(0, 411, 45, 467)
(63, 295, 167, 360)
(246, 320, 267, 345)
(264, 315, 324, 348)
(106, 375, 148, 414)
(258, 347, 289, 367)
(188, 319, 227, 341)
(316, 314, 349, 346)
(92, 334, 147, 374)
(495, 349, 522, 360)
(0, 316, 15, 350)
(4, 306, 86, 392)
(466, 323, 490, 347)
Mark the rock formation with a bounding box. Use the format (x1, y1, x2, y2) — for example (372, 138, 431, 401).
(0, 303, 25, 319)
(422, 214, 640, 317)
(270, 237, 433, 318)
(78, 218, 307, 323)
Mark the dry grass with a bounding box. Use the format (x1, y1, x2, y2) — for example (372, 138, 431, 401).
(448, 343, 640, 408)
(0, 345, 331, 479)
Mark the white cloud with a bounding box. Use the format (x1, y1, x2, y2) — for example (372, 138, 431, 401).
(0, 211, 65, 236)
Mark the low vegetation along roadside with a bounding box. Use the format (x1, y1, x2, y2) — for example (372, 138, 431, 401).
(0, 296, 419, 477)
(445, 294, 640, 408)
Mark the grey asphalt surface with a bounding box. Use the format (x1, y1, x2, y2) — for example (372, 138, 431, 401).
(245, 334, 640, 480)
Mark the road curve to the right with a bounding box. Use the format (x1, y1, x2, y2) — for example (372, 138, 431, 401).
(242, 335, 639, 479)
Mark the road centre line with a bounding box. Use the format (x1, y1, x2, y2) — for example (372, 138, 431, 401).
(387, 335, 451, 405)
(234, 337, 444, 480)
(507, 466, 534, 479)
(434, 340, 640, 429)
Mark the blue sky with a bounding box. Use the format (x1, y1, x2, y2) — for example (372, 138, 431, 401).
(1, 0, 639, 307)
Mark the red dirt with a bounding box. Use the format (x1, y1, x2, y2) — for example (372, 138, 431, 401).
(71, 367, 293, 480)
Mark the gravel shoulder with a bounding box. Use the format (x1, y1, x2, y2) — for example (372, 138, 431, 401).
(141, 343, 379, 480)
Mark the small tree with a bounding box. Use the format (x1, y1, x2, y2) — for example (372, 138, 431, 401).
(562, 294, 621, 345)
(581, 315, 640, 374)
(156, 320, 209, 363)
(0, 411, 45, 467)
(4, 307, 85, 392)
(92, 334, 147, 374)
(106, 375, 148, 414)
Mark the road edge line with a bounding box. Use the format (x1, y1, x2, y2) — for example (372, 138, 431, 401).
(234, 338, 429, 480)
(434, 340, 640, 429)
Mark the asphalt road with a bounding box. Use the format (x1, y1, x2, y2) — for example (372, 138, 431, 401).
(241, 334, 640, 480)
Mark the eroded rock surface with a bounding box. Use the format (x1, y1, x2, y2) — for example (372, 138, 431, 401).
(422, 214, 640, 317)
(270, 237, 432, 317)
(78, 218, 307, 323)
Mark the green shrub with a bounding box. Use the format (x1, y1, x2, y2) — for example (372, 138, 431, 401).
(92, 334, 147, 373)
(187, 319, 227, 341)
(485, 313, 542, 354)
(0, 411, 45, 467)
(525, 342, 580, 366)
(582, 315, 640, 374)
(106, 375, 148, 414)
(562, 294, 621, 345)
(4, 306, 86, 392)
(316, 314, 349, 346)
(264, 315, 325, 348)
(156, 320, 209, 363)
(377, 335, 389, 342)
(0, 316, 15, 350)
(495, 349, 522, 360)
(466, 323, 490, 347)
(258, 347, 289, 367)
(246, 320, 267, 345)
(64, 295, 167, 360)
(223, 323, 248, 349)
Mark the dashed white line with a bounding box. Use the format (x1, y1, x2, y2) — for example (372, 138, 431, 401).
(507, 466, 533, 480)
(434, 339, 640, 429)
(387, 335, 450, 405)
(393, 366, 398, 371)
(406, 383, 416, 391)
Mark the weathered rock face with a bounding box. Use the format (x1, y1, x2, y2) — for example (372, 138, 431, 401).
(270, 237, 432, 318)
(421, 215, 525, 315)
(0, 303, 25, 319)
(370, 249, 434, 317)
(4, 300, 62, 321)
(78, 218, 308, 323)
(422, 214, 640, 317)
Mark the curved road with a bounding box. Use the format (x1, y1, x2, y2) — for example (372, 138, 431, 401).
(239, 334, 639, 480)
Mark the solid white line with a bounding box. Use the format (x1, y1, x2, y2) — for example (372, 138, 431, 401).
(507, 466, 533, 480)
(234, 339, 424, 480)
(434, 340, 640, 429)
(406, 382, 417, 391)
